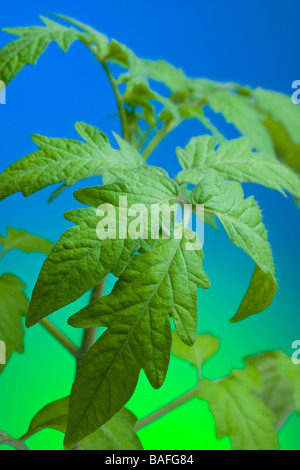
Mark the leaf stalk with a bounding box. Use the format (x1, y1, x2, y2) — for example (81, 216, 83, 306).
(40, 318, 79, 357)
(135, 386, 199, 431)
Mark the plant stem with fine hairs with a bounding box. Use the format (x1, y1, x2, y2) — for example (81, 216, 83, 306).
(135, 386, 199, 431)
(76, 277, 107, 372)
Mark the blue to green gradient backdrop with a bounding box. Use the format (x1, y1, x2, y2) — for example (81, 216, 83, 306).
(0, 0, 300, 450)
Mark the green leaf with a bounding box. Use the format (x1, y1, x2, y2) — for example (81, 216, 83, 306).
(26, 171, 179, 327)
(204, 89, 275, 154)
(231, 363, 262, 392)
(254, 88, 300, 144)
(121, 78, 156, 125)
(231, 266, 278, 322)
(65, 229, 209, 448)
(80, 408, 143, 451)
(55, 14, 109, 55)
(23, 397, 69, 438)
(276, 353, 300, 414)
(246, 352, 297, 430)
(0, 228, 52, 258)
(0, 123, 144, 201)
(64, 333, 141, 449)
(23, 397, 142, 450)
(198, 378, 278, 450)
(0, 16, 82, 84)
(178, 184, 218, 231)
(142, 59, 188, 93)
(191, 171, 275, 278)
(176, 136, 300, 197)
(263, 114, 300, 174)
(74, 168, 179, 208)
(26, 208, 140, 328)
(0, 274, 29, 373)
(172, 331, 218, 369)
(56, 14, 144, 78)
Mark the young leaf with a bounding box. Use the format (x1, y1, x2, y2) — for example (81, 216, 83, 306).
(191, 171, 275, 278)
(0, 17, 82, 84)
(231, 362, 262, 392)
(23, 397, 142, 450)
(276, 353, 300, 414)
(0, 123, 144, 201)
(0, 274, 29, 373)
(246, 352, 297, 430)
(66, 230, 209, 448)
(64, 329, 141, 449)
(172, 331, 219, 369)
(0, 228, 52, 257)
(26, 171, 179, 327)
(23, 397, 69, 438)
(80, 407, 143, 451)
(142, 59, 188, 93)
(55, 14, 110, 55)
(178, 183, 218, 231)
(263, 115, 300, 174)
(198, 378, 278, 450)
(254, 88, 300, 144)
(74, 168, 179, 208)
(231, 266, 278, 322)
(203, 89, 275, 154)
(176, 136, 300, 197)
(25, 208, 139, 328)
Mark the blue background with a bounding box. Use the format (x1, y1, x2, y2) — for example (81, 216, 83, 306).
(0, 0, 300, 450)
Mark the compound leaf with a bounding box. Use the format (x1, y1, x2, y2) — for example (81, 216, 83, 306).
(23, 397, 142, 450)
(176, 136, 300, 197)
(0, 123, 144, 201)
(204, 89, 275, 154)
(74, 168, 179, 208)
(199, 378, 278, 450)
(26, 171, 179, 327)
(65, 229, 209, 448)
(172, 331, 218, 369)
(191, 171, 275, 278)
(25, 208, 139, 327)
(254, 88, 300, 144)
(142, 59, 188, 93)
(246, 352, 298, 429)
(0, 16, 82, 84)
(263, 114, 300, 174)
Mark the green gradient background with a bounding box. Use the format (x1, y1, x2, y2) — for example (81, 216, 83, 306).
(1, 0, 300, 451)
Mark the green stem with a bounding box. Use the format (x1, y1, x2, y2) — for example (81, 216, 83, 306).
(137, 118, 161, 152)
(101, 62, 128, 141)
(40, 319, 79, 357)
(197, 114, 226, 143)
(0, 433, 29, 451)
(76, 277, 107, 372)
(79, 37, 127, 140)
(142, 121, 177, 160)
(135, 386, 198, 431)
